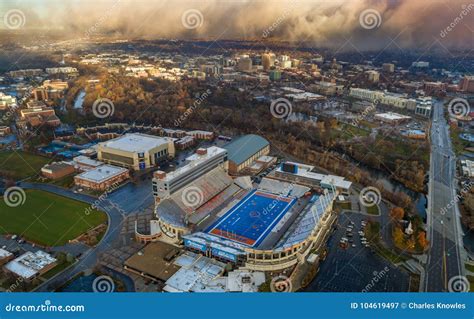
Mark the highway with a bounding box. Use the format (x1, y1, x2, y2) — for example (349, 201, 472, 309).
(424, 100, 465, 292)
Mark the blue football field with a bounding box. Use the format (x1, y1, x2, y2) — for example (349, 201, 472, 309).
(207, 190, 295, 247)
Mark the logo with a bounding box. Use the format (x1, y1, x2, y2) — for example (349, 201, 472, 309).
(181, 9, 204, 30)
(181, 186, 204, 208)
(448, 98, 470, 118)
(270, 98, 293, 119)
(92, 275, 115, 293)
(359, 186, 381, 207)
(92, 98, 115, 119)
(3, 9, 26, 30)
(3, 186, 26, 207)
(359, 9, 382, 30)
(270, 275, 292, 292)
(448, 275, 470, 292)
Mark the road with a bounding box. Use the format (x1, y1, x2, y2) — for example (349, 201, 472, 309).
(424, 100, 465, 292)
(17, 182, 154, 292)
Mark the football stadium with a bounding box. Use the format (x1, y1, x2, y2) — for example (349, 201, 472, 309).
(146, 145, 352, 271)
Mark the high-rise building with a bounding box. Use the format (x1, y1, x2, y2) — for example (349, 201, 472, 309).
(459, 76, 474, 93)
(382, 63, 395, 73)
(262, 52, 276, 71)
(366, 70, 380, 83)
(269, 70, 282, 81)
(237, 56, 252, 72)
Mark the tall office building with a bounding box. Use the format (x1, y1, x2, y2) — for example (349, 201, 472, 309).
(237, 55, 253, 72)
(262, 52, 276, 71)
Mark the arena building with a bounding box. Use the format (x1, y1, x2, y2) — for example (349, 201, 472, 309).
(147, 146, 343, 272)
(98, 133, 175, 170)
(223, 134, 270, 174)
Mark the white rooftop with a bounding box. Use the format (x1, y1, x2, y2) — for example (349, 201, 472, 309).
(0, 248, 13, 259)
(286, 92, 325, 100)
(277, 161, 352, 190)
(4, 251, 56, 279)
(73, 155, 104, 168)
(76, 164, 128, 183)
(375, 112, 412, 121)
(160, 146, 226, 182)
(165, 253, 226, 292)
(99, 133, 170, 153)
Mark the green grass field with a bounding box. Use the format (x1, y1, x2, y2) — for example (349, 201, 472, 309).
(0, 151, 52, 179)
(0, 190, 107, 246)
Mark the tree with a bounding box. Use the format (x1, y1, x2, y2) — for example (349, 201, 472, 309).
(390, 207, 405, 221)
(393, 227, 405, 247)
(416, 231, 429, 250)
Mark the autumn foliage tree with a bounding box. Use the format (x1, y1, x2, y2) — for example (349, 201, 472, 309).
(390, 207, 405, 221)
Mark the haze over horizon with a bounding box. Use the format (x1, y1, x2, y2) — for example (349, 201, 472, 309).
(1, 0, 473, 51)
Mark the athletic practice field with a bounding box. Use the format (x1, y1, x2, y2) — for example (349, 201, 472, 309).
(0, 189, 107, 246)
(0, 151, 52, 179)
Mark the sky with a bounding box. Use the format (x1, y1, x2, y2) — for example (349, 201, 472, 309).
(1, 0, 473, 50)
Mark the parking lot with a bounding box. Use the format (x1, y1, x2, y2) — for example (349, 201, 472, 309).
(305, 212, 410, 292)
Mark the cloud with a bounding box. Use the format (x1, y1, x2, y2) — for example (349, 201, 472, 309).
(1, 0, 472, 50)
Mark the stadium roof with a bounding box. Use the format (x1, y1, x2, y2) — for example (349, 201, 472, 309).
(223, 134, 269, 166)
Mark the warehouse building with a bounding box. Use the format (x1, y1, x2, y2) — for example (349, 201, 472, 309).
(97, 133, 175, 170)
(223, 134, 270, 174)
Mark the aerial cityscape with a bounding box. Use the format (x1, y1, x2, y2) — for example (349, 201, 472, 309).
(0, 0, 473, 303)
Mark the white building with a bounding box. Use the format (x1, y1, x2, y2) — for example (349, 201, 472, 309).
(349, 88, 416, 110)
(415, 96, 432, 117)
(4, 251, 57, 280)
(0, 92, 17, 110)
(152, 146, 228, 200)
(98, 133, 175, 170)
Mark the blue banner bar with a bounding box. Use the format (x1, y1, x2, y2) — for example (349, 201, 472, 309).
(0, 293, 472, 319)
